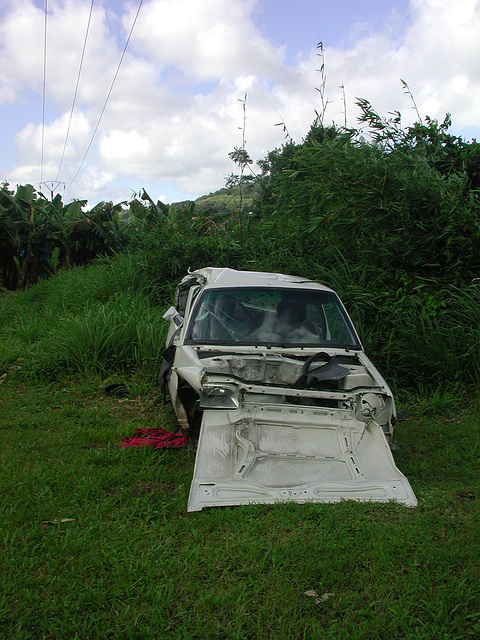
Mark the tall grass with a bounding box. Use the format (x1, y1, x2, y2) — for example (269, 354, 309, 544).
(37, 294, 168, 376)
(0, 252, 169, 381)
(3, 230, 480, 395)
(378, 284, 480, 389)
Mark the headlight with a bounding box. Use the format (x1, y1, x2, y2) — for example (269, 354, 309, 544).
(199, 384, 240, 410)
(355, 392, 392, 425)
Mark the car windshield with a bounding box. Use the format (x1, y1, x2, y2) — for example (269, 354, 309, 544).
(185, 287, 360, 348)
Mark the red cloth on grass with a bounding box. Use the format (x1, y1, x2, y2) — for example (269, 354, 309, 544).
(121, 427, 188, 449)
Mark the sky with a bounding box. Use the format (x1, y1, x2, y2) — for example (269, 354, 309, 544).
(1, 0, 480, 206)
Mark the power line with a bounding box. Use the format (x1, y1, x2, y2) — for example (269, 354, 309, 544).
(55, 0, 95, 181)
(67, 0, 144, 189)
(40, 0, 48, 184)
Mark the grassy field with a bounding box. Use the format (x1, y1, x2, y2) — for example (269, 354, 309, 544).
(1, 372, 479, 640)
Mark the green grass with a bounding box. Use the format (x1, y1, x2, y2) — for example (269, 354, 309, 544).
(1, 375, 480, 640)
(0, 255, 169, 380)
(1, 250, 480, 638)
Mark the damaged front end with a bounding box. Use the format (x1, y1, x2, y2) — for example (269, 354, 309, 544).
(162, 268, 417, 512)
(186, 350, 416, 511)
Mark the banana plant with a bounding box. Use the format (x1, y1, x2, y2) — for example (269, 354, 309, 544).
(0, 183, 50, 289)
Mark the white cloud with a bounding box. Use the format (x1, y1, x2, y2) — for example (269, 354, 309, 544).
(127, 0, 284, 81)
(400, 0, 480, 128)
(100, 128, 150, 168)
(1, 0, 480, 206)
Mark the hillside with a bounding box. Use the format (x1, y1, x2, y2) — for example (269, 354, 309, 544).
(173, 177, 261, 216)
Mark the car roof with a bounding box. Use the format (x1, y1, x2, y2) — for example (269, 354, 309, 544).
(188, 267, 334, 292)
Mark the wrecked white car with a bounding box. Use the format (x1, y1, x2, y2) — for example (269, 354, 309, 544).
(161, 267, 417, 511)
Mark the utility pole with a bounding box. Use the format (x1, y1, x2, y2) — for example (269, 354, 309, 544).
(39, 180, 65, 201)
